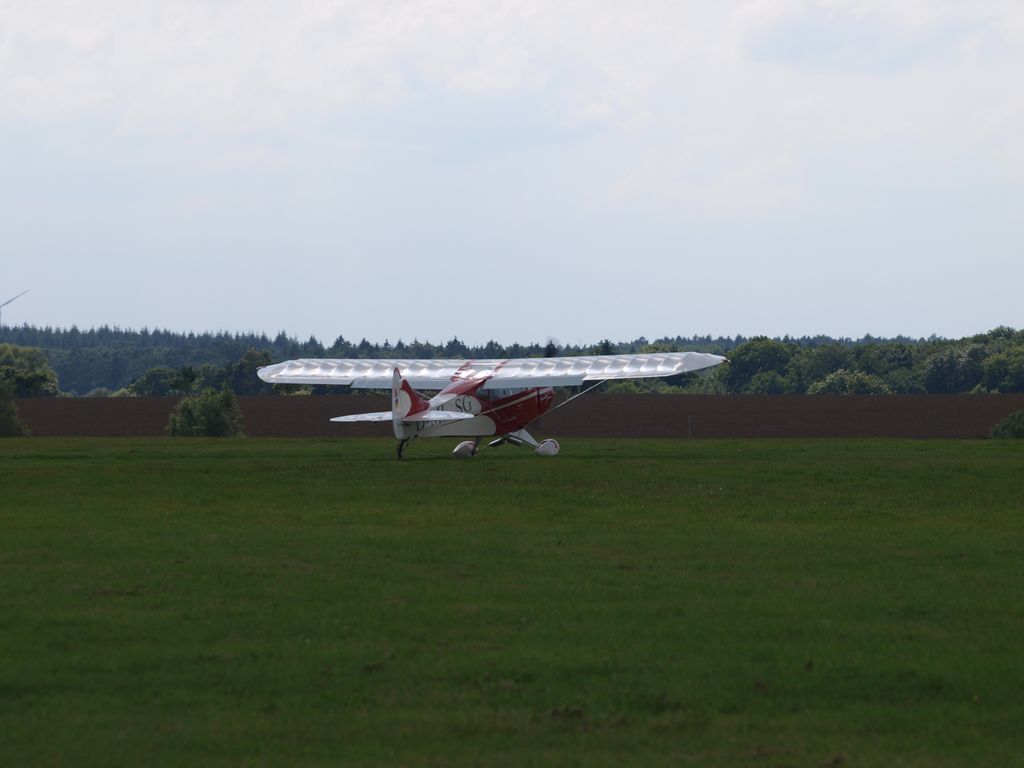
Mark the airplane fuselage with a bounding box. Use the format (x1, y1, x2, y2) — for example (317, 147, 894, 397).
(399, 377, 555, 439)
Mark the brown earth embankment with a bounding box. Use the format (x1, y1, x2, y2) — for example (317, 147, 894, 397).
(14, 394, 1024, 439)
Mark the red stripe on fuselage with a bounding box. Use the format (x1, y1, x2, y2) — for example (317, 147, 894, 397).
(481, 386, 555, 432)
(442, 359, 512, 396)
(449, 359, 478, 381)
(439, 360, 553, 432)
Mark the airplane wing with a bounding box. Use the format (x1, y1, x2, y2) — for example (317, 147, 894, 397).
(259, 352, 727, 390)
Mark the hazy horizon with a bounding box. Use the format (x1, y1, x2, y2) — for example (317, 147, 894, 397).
(1, 314, 1015, 350)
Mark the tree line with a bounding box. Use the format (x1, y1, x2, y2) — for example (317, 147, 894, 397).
(2, 324, 1024, 397)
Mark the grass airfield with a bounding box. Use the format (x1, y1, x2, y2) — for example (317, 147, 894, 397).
(2, 437, 1023, 766)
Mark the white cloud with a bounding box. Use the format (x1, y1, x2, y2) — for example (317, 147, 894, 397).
(1, 1, 1022, 339)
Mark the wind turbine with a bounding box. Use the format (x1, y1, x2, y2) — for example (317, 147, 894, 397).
(0, 290, 29, 328)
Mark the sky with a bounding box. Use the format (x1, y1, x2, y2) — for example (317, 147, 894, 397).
(1, 0, 1022, 346)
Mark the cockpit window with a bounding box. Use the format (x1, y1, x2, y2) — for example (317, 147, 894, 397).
(489, 388, 527, 398)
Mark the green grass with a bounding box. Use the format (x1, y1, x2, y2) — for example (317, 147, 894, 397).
(2, 438, 1023, 766)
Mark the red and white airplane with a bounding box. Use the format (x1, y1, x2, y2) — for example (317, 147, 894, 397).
(257, 352, 727, 459)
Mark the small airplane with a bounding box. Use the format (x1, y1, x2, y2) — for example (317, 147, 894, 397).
(257, 352, 727, 459)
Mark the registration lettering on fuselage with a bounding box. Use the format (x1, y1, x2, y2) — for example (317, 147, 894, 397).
(444, 395, 481, 414)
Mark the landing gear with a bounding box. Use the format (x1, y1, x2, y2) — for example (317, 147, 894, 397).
(396, 439, 408, 460)
(489, 430, 560, 456)
(535, 438, 560, 457)
(452, 439, 481, 459)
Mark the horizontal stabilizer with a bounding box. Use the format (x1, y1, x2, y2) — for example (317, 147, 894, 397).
(331, 410, 474, 423)
(403, 410, 475, 422)
(330, 412, 393, 423)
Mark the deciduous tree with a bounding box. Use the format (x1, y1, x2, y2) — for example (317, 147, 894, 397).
(0, 343, 60, 397)
(991, 409, 1024, 439)
(808, 369, 892, 395)
(168, 386, 245, 437)
(723, 338, 794, 393)
(0, 380, 27, 436)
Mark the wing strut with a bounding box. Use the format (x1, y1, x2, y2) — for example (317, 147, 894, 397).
(543, 379, 608, 416)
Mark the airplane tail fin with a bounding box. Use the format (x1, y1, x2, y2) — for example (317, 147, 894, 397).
(391, 367, 429, 439)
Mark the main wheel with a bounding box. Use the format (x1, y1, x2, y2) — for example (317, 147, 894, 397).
(535, 438, 560, 457)
(452, 441, 478, 459)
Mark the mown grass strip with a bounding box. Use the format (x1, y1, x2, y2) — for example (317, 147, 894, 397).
(2, 438, 1023, 766)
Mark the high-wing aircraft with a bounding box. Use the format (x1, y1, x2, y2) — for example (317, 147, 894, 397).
(257, 352, 727, 459)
